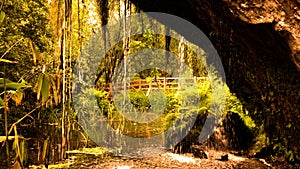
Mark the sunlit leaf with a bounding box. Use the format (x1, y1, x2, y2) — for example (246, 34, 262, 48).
(11, 90, 24, 106)
(0, 98, 4, 109)
(28, 39, 37, 65)
(21, 78, 26, 84)
(94, 90, 107, 98)
(198, 107, 208, 112)
(41, 74, 50, 103)
(0, 58, 17, 63)
(0, 96, 4, 104)
(0, 78, 31, 89)
(5, 83, 25, 89)
(13, 126, 20, 164)
(0, 11, 5, 26)
(19, 139, 28, 167)
(0, 78, 13, 84)
(36, 73, 44, 100)
(42, 137, 50, 162)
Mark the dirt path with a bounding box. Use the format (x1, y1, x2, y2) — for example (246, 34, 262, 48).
(69, 149, 274, 169)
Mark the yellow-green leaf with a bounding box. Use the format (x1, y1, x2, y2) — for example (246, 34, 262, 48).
(36, 73, 44, 100)
(19, 140, 26, 166)
(0, 11, 5, 26)
(0, 78, 13, 84)
(42, 137, 50, 162)
(0, 78, 30, 89)
(0, 58, 17, 63)
(28, 39, 37, 65)
(0, 98, 4, 110)
(0, 98, 4, 107)
(41, 74, 50, 103)
(5, 83, 26, 89)
(13, 126, 20, 161)
(50, 77, 58, 105)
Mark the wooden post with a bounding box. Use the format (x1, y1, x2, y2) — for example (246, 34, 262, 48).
(146, 81, 152, 96)
(164, 77, 166, 92)
(139, 79, 142, 90)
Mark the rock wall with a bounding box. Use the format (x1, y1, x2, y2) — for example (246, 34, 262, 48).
(130, 0, 300, 159)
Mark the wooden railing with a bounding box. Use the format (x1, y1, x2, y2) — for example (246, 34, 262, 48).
(96, 77, 208, 97)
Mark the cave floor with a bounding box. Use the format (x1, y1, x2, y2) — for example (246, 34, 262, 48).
(65, 149, 279, 169)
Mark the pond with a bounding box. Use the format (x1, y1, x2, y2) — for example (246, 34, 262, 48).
(0, 124, 86, 168)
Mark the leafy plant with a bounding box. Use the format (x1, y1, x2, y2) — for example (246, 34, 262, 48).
(12, 126, 28, 168)
(128, 90, 150, 112)
(0, 11, 5, 26)
(34, 72, 60, 106)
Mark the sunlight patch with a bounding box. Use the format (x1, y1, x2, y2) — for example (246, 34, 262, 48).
(228, 154, 246, 162)
(164, 152, 201, 165)
(112, 166, 132, 169)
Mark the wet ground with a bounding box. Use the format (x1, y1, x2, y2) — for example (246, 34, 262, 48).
(65, 148, 276, 169)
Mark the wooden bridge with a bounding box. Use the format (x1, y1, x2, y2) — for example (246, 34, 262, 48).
(96, 77, 208, 97)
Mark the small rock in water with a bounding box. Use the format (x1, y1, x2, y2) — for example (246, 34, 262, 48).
(220, 154, 229, 161)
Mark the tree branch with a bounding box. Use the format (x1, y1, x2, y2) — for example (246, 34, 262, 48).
(0, 37, 24, 59)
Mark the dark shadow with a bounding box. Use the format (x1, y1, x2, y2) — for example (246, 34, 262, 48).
(130, 0, 300, 161)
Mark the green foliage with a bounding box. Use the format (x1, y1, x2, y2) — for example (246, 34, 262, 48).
(226, 92, 256, 129)
(75, 88, 108, 129)
(42, 136, 50, 164)
(271, 137, 300, 163)
(0, 11, 5, 26)
(34, 72, 60, 106)
(41, 74, 49, 104)
(0, 0, 54, 141)
(0, 76, 31, 108)
(0, 0, 53, 82)
(0, 78, 31, 90)
(0, 97, 4, 109)
(67, 147, 109, 156)
(2, 0, 298, 166)
(12, 126, 28, 168)
(128, 90, 150, 112)
(165, 91, 181, 113)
